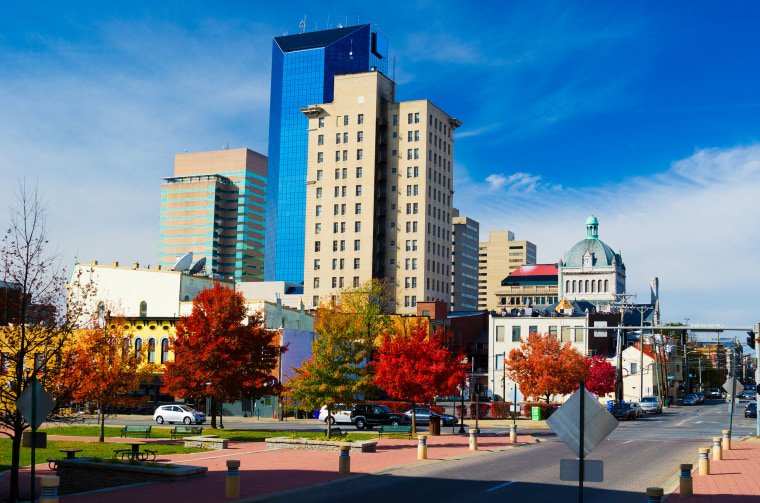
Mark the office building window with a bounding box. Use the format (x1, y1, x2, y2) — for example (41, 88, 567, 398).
(333, 204, 339, 215)
(319, 117, 324, 128)
(336, 133, 341, 144)
(332, 277, 337, 288)
(358, 113, 364, 125)
(341, 204, 346, 215)
(356, 167, 362, 178)
(353, 276, 360, 287)
(511, 326, 521, 342)
(354, 258, 360, 269)
(332, 259, 337, 270)
(393, 115, 398, 125)
(315, 241, 321, 252)
(342, 168, 347, 179)
(317, 152, 323, 163)
(496, 326, 505, 342)
(316, 205, 322, 216)
(318, 134, 324, 145)
(343, 132, 348, 143)
(408, 131, 413, 142)
(357, 131, 363, 142)
(340, 240, 345, 251)
(408, 113, 413, 124)
(356, 185, 362, 196)
(357, 149, 363, 160)
(339, 258, 344, 269)
(344, 116, 349, 126)
(355, 203, 362, 214)
(333, 240, 338, 251)
(316, 169, 323, 181)
(339, 277, 344, 287)
(315, 223, 321, 234)
(414, 113, 420, 123)
(343, 150, 348, 161)
(314, 259, 320, 270)
(335, 151, 340, 162)
(340, 222, 346, 233)
(355, 221, 361, 232)
(354, 240, 360, 251)
(414, 148, 419, 159)
(313, 277, 320, 288)
(316, 187, 322, 199)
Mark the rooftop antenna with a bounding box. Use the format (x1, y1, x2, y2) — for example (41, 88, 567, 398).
(300, 16, 306, 33)
(224, 142, 230, 150)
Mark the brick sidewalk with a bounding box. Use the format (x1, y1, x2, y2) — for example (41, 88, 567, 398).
(671, 438, 760, 501)
(0, 432, 537, 501)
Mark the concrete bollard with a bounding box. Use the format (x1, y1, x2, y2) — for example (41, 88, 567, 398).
(418, 435, 427, 459)
(698, 448, 710, 475)
(510, 425, 517, 444)
(712, 437, 722, 461)
(680, 463, 693, 497)
(469, 428, 478, 451)
(338, 445, 351, 474)
(225, 460, 240, 498)
(722, 430, 731, 451)
(646, 487, 664, 503)
(39, 476, 60, 503)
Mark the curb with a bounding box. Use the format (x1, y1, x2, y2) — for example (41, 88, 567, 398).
(235, 438, 541, 502)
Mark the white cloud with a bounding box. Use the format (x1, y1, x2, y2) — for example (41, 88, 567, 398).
(455, 144, 760, 327)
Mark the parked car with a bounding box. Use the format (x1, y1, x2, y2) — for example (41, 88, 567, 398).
(318, 405, 353, 424)
(683, 394, 699, 406)
(640, 396, 663, 414)
(694, 392, 706, 404)
(402, 407, 457, 426)
(745, 402, 757, 418)
(610, 403, 638, 420)
(743, 391, 757, 401)
(350, 404, 411, 430)
(153, 404, 206, 424)
(709, 388, 722, 399)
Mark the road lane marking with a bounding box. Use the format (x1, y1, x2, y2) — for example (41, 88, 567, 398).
(486, 481, 516, 492)
(623, 440, 634, 444)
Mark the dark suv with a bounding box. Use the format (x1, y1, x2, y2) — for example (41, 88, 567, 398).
(350, 404, 411, 430)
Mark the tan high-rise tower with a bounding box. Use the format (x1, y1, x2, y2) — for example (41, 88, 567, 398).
(478, 230, 536, 311)
(301, 71, 460, 314)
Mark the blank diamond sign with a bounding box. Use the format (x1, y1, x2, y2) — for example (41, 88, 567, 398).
(546, 387, 618, 458)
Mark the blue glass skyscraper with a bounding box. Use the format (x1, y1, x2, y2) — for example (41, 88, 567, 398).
(265, 24, 388, 282)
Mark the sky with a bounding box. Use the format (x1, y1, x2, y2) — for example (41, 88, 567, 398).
(1, 1, 759, 331)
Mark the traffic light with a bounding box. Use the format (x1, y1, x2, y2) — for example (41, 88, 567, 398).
(748, 331, 756, 350)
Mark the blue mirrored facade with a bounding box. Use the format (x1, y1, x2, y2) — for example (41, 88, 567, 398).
(265, 24, 388, 282)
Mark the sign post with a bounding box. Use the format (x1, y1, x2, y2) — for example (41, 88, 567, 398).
(17, 376, 55, 503)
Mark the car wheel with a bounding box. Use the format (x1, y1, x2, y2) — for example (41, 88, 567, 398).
(329, 416, 336, 425)
(184, 417, 192, 425)
(155, 416, 164, 424)
(355, 418, 366, 430)
(390, 419, 400, 426)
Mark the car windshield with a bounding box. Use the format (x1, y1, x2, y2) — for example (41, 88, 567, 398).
(641, 397, 656, 403)
(378, 405, 392, 413)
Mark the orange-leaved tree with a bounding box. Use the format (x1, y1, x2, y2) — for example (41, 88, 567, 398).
(55, 313, 157, 442)
(162, 283, 287, 428)
(506, 332, 589, 403)
(373, 320, 465, 434)
(586, 356, 616, 397)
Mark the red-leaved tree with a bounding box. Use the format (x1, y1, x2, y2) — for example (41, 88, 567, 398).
(162, 283, 287, 428)
(506, 332, 589, 403)
(585, 356, 616, 397)
(373, 320, 465, 433)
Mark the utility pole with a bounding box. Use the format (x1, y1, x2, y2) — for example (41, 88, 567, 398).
(611, 294, 638, 403)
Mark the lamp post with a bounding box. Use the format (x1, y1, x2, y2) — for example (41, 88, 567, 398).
(458, 357, 467, 434)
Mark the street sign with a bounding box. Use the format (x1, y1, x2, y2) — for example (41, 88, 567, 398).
(16, 380, 55, 430)
(724, 378, 743, 395)
(547, 387, 618, 458)
(560, 459, 604, 482)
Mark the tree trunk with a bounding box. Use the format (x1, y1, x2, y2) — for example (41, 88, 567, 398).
(411, 399, 416, 435)
(9, 417, 22, 502)
(99, 404, 106, 442)
(210, 398, 218, 429)
(327, 412, 332, 439)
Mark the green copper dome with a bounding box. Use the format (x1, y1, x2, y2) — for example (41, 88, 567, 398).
(563, 216, 618, 267)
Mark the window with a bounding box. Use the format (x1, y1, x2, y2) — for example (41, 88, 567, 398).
(339, 258, 344, 269)
(334, 186, 340, 197)
(406, 203, 411, 214)
(405, 296, 410, 307)
(414, 148, 419, 159)
(355, 203, 362, 214)
(314, 259, 320, 270)
(406, 240, 411, 251)
(333, 204, 339, 215)
(405, 259, 410, 270)
(335, 169, 340, 179)
(343, 132, 348, 143)
(407, 149, 413, 160)
(317, 152, 323, 163)
(574, 327, 583, 343)
(358, 113, 364, 124)
(561, 326, 571, 343)
(352, 239, 360, 251)
(356, 167, 363, 178)
(357, 131, 363, 142)
(134, 338, 143, 355)
(332, 277, 337, 288)
(315, 241, 321, 252)
(341, 186, 347, 197)
(357, 149, 363, 160)
(414, 130, 420, 141)
(408, 113, 413, 124)
(496, 326, 505, 342)
(355, 221, 361, 232)
(339, 277, 344, 288)
(333, 222, 339, 233)
(529, 325, 538, 336)
(316, 187, 322, 199)
(161, 339, 169, 364)
(549, 326, 557, 338)
(344, 116, 349, 126)
(318, 117, 324, 128)
(356, 185, 362, 196)
(631, 363, 638, 375)
(316, 169, 323, 181)
(139, 301, 147, 317)
(313, 277, 320, 288)
(414, 113, 420, 123)
(148, 338, 156, 363)
(407, 185, 412, 196)
(413, 203, 418, 214)
(512, 326, 521, 342)
(340, 240, 345, 251)
(413, 222, 418, 232)
(340, 222, 346, 233)
(412, 258, 417, 270)
(343, 150, 348, 161)
(335, 151, 341, 162)
(342, 168, 348, 179)
(414, 166, 419, 177)
(413, 185, 418, 195)
(411, 296, 417, 306)
(333, 240, 338, 251)
(411, 277, 417, 288)
(354, 258, 360, 269)
(393, 115, 398, 125)
(318, 135, 324, 145)
(336, 133, 341, 144)
(408, 131, 413, 142)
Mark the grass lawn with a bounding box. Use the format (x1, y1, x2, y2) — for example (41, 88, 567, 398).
(0, 438, 206, 472)
(42, 425, 378, 443)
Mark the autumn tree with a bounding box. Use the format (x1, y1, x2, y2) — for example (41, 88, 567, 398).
(54, 312, 157, 442)
(373, 320, 465, 434)
(506, 332, 589, 403)
(0, 180, 97, 502)
(162, 283, 286, 428)
(585, 356, 616, 397)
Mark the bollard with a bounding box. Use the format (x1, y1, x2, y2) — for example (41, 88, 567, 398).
(39, 476, 60, 503)
(418, 435, 427, 459)
(712, 437, 722, 461)
(469, 428, 478, 451)
(722, 429, 731, 451)
(680, 463, 693, 498)
(225, 460, 240, 498)
(510, 425, 517, 444)
(698, 448, 710, 475)
(338, 445, 351, 474)
(646, 487, 664, 503)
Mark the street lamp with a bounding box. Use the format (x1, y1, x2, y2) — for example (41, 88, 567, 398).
(458, 357, 467, 434)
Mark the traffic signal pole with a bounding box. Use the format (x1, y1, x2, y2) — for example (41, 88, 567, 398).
(755, 323, 759, 438)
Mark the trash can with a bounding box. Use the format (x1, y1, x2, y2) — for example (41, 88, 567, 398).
(429, 416, 441, 436)
(531, 406, 541, 421)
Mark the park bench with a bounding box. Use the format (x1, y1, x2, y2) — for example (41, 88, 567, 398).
(119, 426, 152, 438)
(170, 425, 204, 439)
(378, 425, 413, 439)
(327, 427, 346, 438)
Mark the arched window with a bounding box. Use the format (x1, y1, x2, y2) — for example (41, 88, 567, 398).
(579, 281, 583, 293)
(585, 280, 589, 292)
(572, 280, 576, 293)
(604, 280, 609, 292)
(134, 338, 143, 355)
(122, 338, 130, 359)
(160, 339, 169, 364)
(139, 301, 147, 317)
(148, 338, 156, 363)
(97, 302, 105, 317)
(597, 279, 602, 292)
(591, 281, 595, 293)
(565, 280, 569, 293)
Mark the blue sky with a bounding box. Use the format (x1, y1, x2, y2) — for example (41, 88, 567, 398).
(1, 1, 759, 330)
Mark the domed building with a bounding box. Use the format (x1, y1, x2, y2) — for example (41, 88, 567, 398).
(558, 216, 625, 305)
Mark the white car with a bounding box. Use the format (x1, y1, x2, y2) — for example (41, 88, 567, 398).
(153, 404, 206, 425)
(639, 396, 663, 414)
(318, 405, 353, 425)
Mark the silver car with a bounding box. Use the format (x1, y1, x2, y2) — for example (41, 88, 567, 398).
(153, 404, 206, 424)
(639, 396, 663, 414)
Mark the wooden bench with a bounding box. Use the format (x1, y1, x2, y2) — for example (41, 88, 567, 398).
(327, 427, 346, 438)
(378, 425, 413, 439)
(120, 426, 151, 438)
(170, 425, 203, 439)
